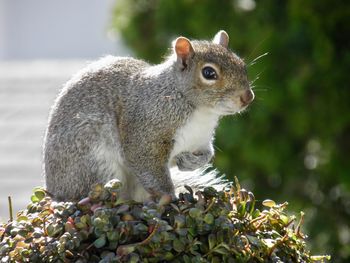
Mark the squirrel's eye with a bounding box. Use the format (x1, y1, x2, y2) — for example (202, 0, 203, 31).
(202, 66, 217, 80)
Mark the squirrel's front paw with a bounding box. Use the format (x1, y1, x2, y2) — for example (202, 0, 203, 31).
(175, 150, 213, 171)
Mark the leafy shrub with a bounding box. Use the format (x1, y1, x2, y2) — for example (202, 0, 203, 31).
(0, 180, 329, 262)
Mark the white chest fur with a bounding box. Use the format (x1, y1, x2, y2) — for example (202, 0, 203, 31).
(170, 107, 219, 160)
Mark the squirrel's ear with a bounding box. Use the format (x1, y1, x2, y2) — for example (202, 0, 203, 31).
(174, 37, 194, 69)
(213, 30, 229, 48)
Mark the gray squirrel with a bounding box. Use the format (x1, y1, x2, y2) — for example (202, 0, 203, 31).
(43, 30, 254, 202)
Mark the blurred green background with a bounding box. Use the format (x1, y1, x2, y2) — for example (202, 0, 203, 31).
(112, 0, 350, 261)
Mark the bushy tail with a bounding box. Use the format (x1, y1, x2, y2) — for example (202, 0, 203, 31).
(170, 165, 229, 194)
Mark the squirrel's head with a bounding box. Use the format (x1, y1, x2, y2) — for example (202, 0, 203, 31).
(172, 30, 254, 115)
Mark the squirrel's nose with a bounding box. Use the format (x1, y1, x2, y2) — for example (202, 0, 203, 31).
(240, 89, 254, 106)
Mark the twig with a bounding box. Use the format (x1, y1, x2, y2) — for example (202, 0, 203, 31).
(139, 220, 160, 245)
(8, 196, 13, 221)
(116, 220, 160, 256)
(268, 233, 288, 257)
(295, 211, 305, 239)
(204, 197, 216, 213)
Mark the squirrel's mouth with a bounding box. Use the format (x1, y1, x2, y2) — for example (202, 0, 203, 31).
(214, 101, 253, 116)
(238, 104, 250, 113)
(213, 106, 240, 116)
(218, 89, 254, 114)
(213, 99, 246, 116)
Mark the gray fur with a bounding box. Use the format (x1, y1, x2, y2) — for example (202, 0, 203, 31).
(43, 31, 254, 202)
(175, 149, 214, 171)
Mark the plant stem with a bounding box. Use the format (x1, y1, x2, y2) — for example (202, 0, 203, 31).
(8, 196, 13, 221)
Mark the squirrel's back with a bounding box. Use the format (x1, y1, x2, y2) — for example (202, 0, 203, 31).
(43, 56, 150, 201)
(46, 56, 148, 134)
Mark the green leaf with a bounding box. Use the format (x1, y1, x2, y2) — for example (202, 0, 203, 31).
(204, 213, 214, 224)
(117, 244, 136, 256)
(30, 195, 39, 203)
(208, 234, 216, 250)
(16, 215, 28, 222)
(46, 224, 62, 237)
(252, 209, 260, 219)
(33, 189, 46, 202)
(176, 228, 188, 236)
(211, 256, 222, 263)
(107, 231, 119, 242)
(173, 238, 185, 252)
(183, 255, 191, 263)
(189, 208, 202, 218)
(213, 246, 229, 255)
(174, 215, 186, 228)
(80, 215, 90, 225)
(93, 234, 106, 248)
(262, 199, 276, 208)
(75, 222, 87, 229)
(163, 252, 174, 261)
(216, 231, 224, 244)
(129, 253, 140, 263)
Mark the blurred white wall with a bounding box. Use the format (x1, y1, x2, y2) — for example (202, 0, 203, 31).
(0, 0, 129, 60)
(0, 0, 6, 59)
(0, 0, 130, 221)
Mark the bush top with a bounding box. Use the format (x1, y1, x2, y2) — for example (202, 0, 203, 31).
(0, 179, 330, 262)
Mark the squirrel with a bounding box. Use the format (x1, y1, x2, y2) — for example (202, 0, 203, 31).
(43, 30, 254, 202)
